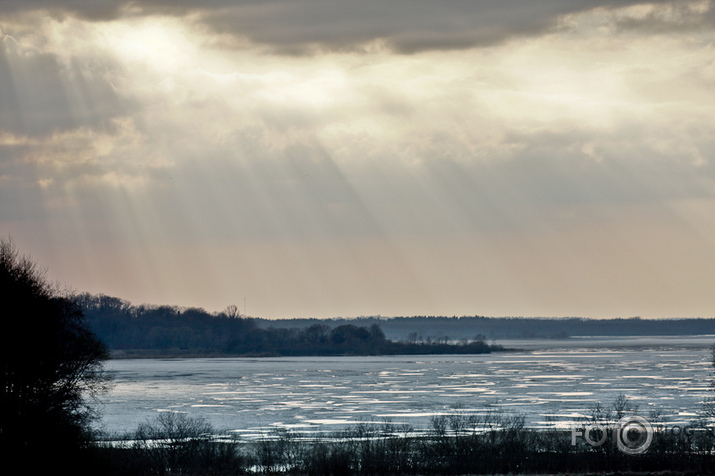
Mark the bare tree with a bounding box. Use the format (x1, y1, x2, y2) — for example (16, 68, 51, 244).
(223, 304, 241, 319)
(0, 237, 110, 465)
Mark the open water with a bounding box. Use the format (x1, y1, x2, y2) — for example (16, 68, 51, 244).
(96, 336, 715, 438)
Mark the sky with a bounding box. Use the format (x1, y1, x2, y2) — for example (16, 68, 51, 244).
(1, 0, 714, 319)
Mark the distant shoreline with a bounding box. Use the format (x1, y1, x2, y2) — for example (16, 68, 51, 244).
(79, 294, 714, 360)
(108, 343, 513, 359)
(106, 334, 715, 359)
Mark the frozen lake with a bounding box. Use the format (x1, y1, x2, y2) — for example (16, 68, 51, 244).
(96, 336, 715, 438)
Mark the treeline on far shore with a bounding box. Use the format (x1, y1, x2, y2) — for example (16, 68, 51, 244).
(78, 294, 500, 357)
(79, 292, 715, 358)
(259, 314, 715, 341)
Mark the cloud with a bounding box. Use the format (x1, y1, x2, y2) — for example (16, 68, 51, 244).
(1, 0, 705, 53)
(614, 0, 715, 33)
(0, 31, 126, 137)
(1, 1, 714, 317)
(3, 2, 713, 239)
(197, 0, 696, 54)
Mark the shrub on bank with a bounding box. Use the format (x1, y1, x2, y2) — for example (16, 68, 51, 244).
(90, 398, 715, 475)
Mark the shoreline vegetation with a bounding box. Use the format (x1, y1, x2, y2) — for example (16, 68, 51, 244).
(86, 396, 715, 475)
(108, 345, 508, 359)
(79, 293, 508, 358)
(107, 336, 508, 359)
(79, 293, 715, 359)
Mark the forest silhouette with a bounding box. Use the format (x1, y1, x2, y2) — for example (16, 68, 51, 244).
(77, 293, 499, 357)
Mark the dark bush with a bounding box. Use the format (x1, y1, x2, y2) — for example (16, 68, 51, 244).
(0, 237, 110, 470)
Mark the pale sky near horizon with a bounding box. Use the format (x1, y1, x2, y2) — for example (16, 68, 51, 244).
(1, 0, 714, 319)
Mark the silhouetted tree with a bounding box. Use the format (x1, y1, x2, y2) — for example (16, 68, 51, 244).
(222, 304, 241, 319)
(0, 238, 110, 467)
(303, 323, 330, 345)
(369, 323, 386, 340)
(330, 324, 371, 345)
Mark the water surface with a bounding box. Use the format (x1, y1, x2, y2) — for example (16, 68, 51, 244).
(98, 336, 715, 438)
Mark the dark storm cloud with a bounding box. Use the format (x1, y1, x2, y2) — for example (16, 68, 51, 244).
(0, 0, 700, 53)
